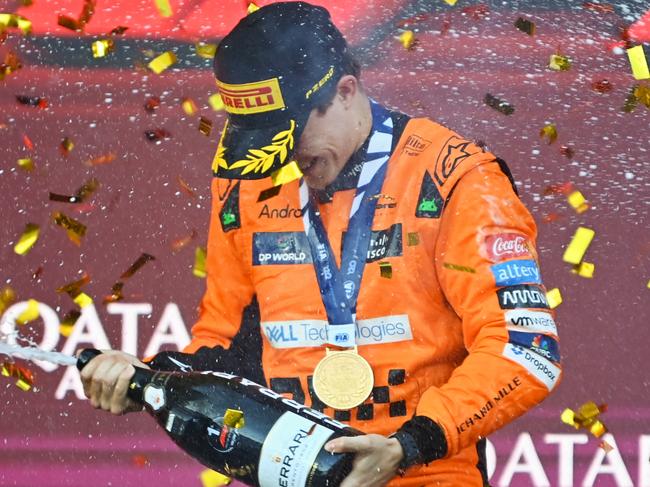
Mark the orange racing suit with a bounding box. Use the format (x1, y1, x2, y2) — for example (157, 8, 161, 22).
(151, 114, 561, 485)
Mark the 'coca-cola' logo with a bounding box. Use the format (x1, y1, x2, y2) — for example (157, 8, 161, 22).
(484, 233, 532, 262)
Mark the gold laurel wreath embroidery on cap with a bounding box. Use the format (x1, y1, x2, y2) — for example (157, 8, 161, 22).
(227, 120, 295, 175)
(211, 120, 229, 174)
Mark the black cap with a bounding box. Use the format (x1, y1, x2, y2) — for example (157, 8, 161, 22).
(211, 1, 349, 180)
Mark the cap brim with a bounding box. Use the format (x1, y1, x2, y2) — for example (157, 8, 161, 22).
(212, 113, 309, 180)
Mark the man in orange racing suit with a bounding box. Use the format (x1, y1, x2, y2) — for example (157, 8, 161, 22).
(80, 2, 562, 485)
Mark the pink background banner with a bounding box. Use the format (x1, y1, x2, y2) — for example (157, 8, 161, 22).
(1, 1, 649, 486)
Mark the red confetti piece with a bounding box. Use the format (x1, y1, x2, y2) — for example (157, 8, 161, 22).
(543, 182, 573, 196)
(132, 454, 150, 468)
(461, 4, 490, 20)
(144, 96, 161, 113)
(582, 2, 615, 14)
(559, 145, 575, 159)
(23, 134, 34, 151)
(144, 128, 171, 143)
(591, 79, 613, 93)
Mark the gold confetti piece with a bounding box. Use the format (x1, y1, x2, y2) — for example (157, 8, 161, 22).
(85, 152, 116, 166)
(56, 273, 91, 296)
(561, 402, 609, 439)
(563, 226, 595, 265)
(73, 292, 93, 308)
(572, 261, 595, 278)
(14, 223, 40, 255)
(627, 45, 650, 80)
(60, 309, 81, 337)
(540, 123, 558, 144)
(15, 378, 31, 391)
(484, 93, 515, 115)
(0, 13, 32, 35)
(567, 190, 589, 213)
(407, 232, 420, 246)
(397, 30, 416, 49)
(91, 39, 114, 58)
(17, 298, 39, 325)
(379, 261, 393, 279)
(0, 286, 17, 314)
(247, 2, 260, 14)
(181, 98, 197, 115)
(443, 0, 458, 5)
(443, 262, 476, 273)
(121, 253, 155, 279)
(154, 0, 173, 18)
(1, 362, 35, 391)
(200, 469, 231, 487)
(109, 25, 128, 35)
(635, 84, 650, 109)
(271, 161, 302, 186)
(195, 42, 217, 59)
(514, 17, 535, 36)
(171, 230, 197, 252)
(647, 279, 650, 289)
(60, 137, 74, 156)
(208, 93, 224, 111)
(257, 185, 283, 203)
(546, 288, 562, 309)
(52, 211, 87, 246)
(57, 15, 80, 31)
(223, 409, 245, 429)
(193, 247, 207, 278)
(177, 175, 197, 198)
(103, 281, 124, 304)
(148, 51, 177, 74)
(199, 117, 212, 136)
(17, 157, 33, 171)
(549, 54, 571, 71)
(599, 440, 614, 453)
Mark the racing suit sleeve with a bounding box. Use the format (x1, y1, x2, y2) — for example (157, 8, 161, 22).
(397, 161, 562, 462)
(144, 179, 257, 373)
(185, 179, 256, 352)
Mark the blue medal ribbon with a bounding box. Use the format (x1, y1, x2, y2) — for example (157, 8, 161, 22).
(299, 101, 394, 347)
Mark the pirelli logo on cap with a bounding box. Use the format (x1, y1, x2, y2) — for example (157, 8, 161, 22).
(216, 78, 286, 115)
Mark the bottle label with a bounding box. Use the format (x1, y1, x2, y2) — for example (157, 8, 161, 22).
(258, 411, 334, 487)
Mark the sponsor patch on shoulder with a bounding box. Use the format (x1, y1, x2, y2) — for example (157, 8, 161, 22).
(491, 259, 541, 287)
(253, 232, 312, 265)
(505, 309, 557, 335)
(507, 330, 560, 364)
(502, 343, 560, 391)
(497, 284, 549, 309)
(483, 233, 533, 262)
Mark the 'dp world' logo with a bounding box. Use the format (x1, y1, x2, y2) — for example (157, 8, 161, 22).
(216, 78, 286, 115)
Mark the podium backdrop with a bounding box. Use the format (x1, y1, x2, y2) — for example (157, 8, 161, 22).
(1, 1, 649, 486)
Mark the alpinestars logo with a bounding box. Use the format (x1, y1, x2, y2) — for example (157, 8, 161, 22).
(433, 136, 478, 186)
(220, 181, 241, 233)
(497, 284, 549, 309)
(415, 171, 444, 219)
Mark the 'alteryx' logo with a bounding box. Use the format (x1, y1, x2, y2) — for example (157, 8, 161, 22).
(491, 259, 541, 287)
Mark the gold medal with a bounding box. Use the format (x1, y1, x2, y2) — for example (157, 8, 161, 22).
(312, 348, 374, 410)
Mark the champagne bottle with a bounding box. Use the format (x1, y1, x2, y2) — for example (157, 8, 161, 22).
(77, 349, 362, 486)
